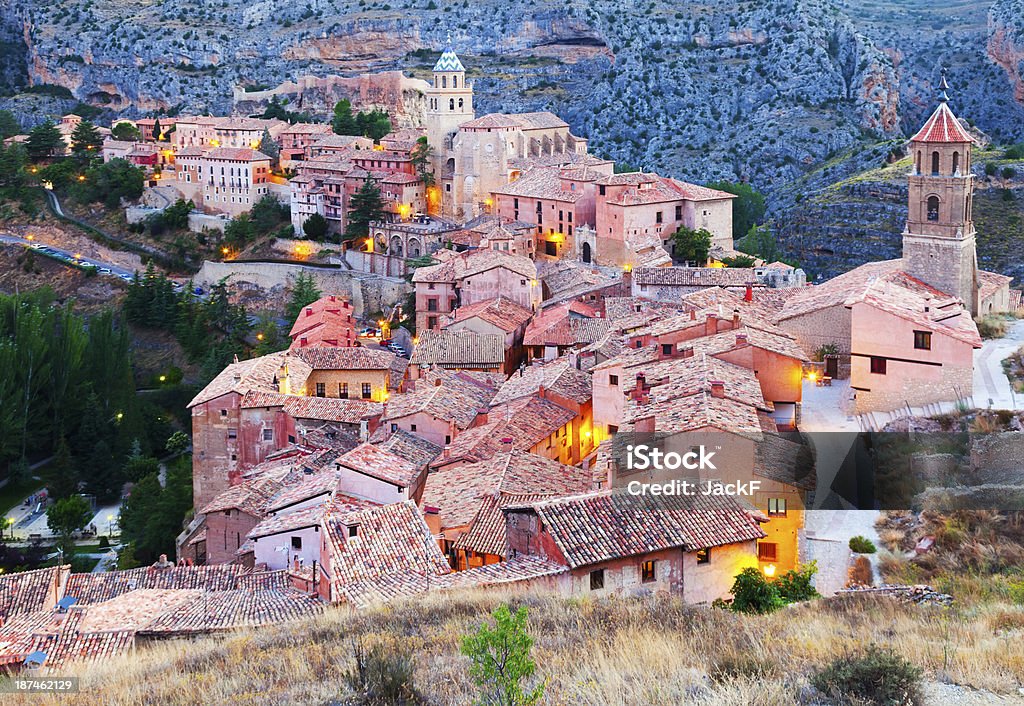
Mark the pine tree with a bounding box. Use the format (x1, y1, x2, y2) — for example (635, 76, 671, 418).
(0, 109, 20, 140)
(411, 136, 436, 188)
(111, 121, 141, 141)
(258, 128, 280, 168)
(152, 118, 163, 141)
(70, 118, 104, 162)
(302, 213, 328, 241)
(345, 178, 386, 242)
(25, 120, 65, 160)
(45, 437, 80, 499)
(332, 99, 359, 136)
(285, 272, 322, 323)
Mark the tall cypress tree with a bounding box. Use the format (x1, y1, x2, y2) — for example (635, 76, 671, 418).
(345, 178, 386, 242)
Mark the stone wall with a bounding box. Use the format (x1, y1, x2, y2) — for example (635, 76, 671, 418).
(853, 361, 973, 414)
(195, 260, 410, 319)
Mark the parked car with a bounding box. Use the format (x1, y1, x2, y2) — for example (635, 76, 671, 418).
(98, 267, 112, 275)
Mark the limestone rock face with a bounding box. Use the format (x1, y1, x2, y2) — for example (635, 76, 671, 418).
(0, 0, 1022, 204)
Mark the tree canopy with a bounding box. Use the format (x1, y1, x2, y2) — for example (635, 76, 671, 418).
(332, 99, 392, 141)
(70, 118, 104, 162)
(706, 180, 766, 241)
(25, 120, 65, 160)
(672, 226, 713, 264)
(111, 121, 141, 141)
(285, 272, 322, 323)
(345, 178, 386, 242)
(302, 213, 329, 241)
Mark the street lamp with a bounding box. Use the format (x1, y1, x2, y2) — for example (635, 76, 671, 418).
(107, 514, 114, 538)
(6, 517, 14, 540)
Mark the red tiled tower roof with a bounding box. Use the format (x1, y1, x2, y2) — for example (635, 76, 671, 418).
(909, 101, 975, 144)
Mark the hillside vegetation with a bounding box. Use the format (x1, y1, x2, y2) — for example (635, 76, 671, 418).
(14, 588, 1024, 705)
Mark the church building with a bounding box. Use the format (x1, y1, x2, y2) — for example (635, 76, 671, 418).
(775, 75, 1013, 414)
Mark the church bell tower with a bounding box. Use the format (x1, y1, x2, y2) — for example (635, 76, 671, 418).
(425, 35, 474, 190)
(902, 71, 980, 315)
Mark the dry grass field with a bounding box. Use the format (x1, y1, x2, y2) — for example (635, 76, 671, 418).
(9, 588, 1024, 706)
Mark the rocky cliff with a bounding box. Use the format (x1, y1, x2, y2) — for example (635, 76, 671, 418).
(1, 0, 1022, 277)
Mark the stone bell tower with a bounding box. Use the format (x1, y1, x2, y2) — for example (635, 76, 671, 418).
(902, 71, 980, 315)
(425, 35, 474, 185)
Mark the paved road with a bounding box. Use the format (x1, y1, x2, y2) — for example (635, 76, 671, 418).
(0, 230, 139, 282)
(973, 318, 1024, 410)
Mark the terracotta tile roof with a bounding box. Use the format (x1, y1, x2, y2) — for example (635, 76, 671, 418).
(412, 248, 537, 283)
(603, 296, 686, 331)
(421, 450, 593, 529)
(76, 589, 200, 632)
(324, 501, 450, 598)
(63, 565, 250, 605)
(979, 269, 1012, 302)
(139, 588, 324, 636)
(636, 353, 771, 412)
(27, 609, 136, 673)
(267, 469, 340, 513)
(289, 295, 354, 337)
(283, 396, 384, 424)
(292, 346, 396, 371)
(338, 555, 566, 609)
(624, 389, 767, 435)
(492, 167, 584, 202)
(537, 261, 619, 303)
(522, 307, 610, 347)
(437, 396, 576, 465)
(199, 463, 296, 516)
(446, 297, 534, 333)
(519, 490, 765, 568)
(454, 492, 548, 557)
(0, 566, 67, 621)
(204, 147, 272, 162)
(849, 274, 982, 347)
(248, 503, 329, 539)
(634, 267, 759, 287)
(383, 369, 500, 430)
(910, 101, 976, 144)
(491, 359, 592, 406)
(511, 112, 570, 130)
(188, 352, 292, 407)
(379, 429, 443, 469)
(697, 325, 810, 361)
(410, 330, 506, 368)
(775, 259, 903, 321)
(337, 443, 422, 488)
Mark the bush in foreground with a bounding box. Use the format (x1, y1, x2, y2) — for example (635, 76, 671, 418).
(811, 645, 923, 706)
(850, 536, 877, 554)
(343, 639, 420, 705)
(460, 604, 544, 706)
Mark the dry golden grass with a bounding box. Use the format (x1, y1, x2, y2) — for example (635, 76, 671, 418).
(10, 590, 1024, 705)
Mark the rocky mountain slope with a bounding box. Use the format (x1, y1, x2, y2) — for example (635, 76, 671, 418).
(2, 0, 1023, 194)
(2, 0, 1022, 279)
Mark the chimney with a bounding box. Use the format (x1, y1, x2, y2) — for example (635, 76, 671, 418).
(634, 415, 655, 433)
(630, 373, 648, 402)
(476, 407, 489, 425)
(705, 313, 719, 336)
(744, 284, 753, 302)
(537, 384, 546, 399)
(423, 506, 441, 535)
(434, 377, 443, 387)
(732, 308, 740, 328)
(305, 307, 313, 316)
(689, 309, 696, 321)
(736, 332, 748, 346)
(681, 346, 694, 359)
(710, 380, 725, 398)
(329, 295, 336, 302)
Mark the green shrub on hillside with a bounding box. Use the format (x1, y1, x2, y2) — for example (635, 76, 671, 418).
(811, 645, 923, 706)
(849, 536, 877, 554)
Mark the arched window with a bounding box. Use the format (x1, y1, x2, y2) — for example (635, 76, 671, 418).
(927, 195, 939, 221)
(453, 76, 458, 88)
(458, 98, 463, 109)
(433, 77, 438, 88)
(449, 98, 455, 111)
(442, 76, 447, 88)
(952, 151, 960, 175)
(931, 151, 939, 176)
(915, 151, 921, 174)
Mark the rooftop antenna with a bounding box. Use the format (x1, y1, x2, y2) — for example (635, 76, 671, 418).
(938, 68, 950, 103)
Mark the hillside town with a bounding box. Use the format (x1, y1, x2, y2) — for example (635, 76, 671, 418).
(0, 43, 1021, 682)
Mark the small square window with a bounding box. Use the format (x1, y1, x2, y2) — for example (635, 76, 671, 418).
(768, 498, 787, 517)
(914, 331, 932, 350)
(227, 428, 237, 439)
(870, 357, 887, 375)
(348, 524, 359, 537)
(641, 560, 656, 583)
(758, 542, 778, 562)
(695, 547, 710, 564)
(291, 536, 302, 550)
(262, 428, 273, 441)
(590, 569, 605, 590)
(410, 424, 417, 432)
(220, 409, 228, 417)
(609, 374, 619, 386)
